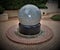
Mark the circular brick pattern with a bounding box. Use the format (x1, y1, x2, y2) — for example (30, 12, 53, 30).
(6, 25, 53, 45)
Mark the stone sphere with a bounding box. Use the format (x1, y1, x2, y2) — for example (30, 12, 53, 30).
(18, 4, 41, 25)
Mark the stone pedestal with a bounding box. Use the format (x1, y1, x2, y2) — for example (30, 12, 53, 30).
(19, 23, 40, 35)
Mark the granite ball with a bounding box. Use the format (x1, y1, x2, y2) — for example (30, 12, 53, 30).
(18, 4, 41, 25)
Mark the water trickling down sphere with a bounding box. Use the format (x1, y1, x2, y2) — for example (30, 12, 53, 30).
(18, 4, 41, 25)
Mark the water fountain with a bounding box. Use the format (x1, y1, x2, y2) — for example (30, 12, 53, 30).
(6, 4, 53, 45)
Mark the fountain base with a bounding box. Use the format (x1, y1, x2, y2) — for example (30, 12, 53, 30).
(19, 23, 41, 35)
(6, 25, 53, 45)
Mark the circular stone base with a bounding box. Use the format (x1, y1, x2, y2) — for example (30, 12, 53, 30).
(6, 25, 53, 45)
